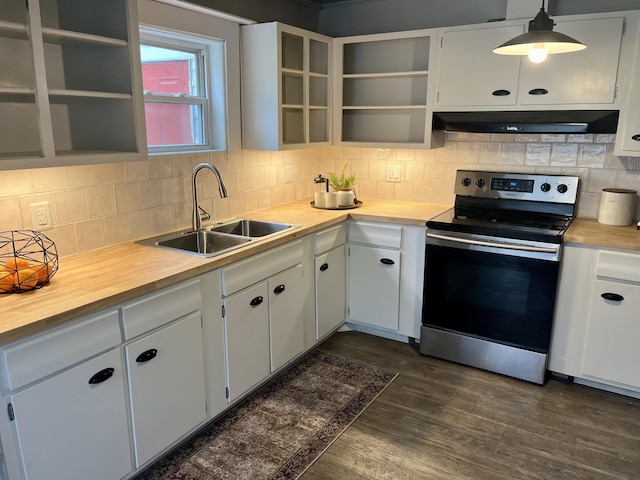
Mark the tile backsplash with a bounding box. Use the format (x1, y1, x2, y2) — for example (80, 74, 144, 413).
(1, 133, 638, 258)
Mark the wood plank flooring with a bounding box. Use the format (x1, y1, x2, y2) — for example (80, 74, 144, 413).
(303, 331, 640, 480)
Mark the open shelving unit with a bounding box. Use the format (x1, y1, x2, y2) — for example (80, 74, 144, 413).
(241, 22, 332, 150)
(334, 30, 442, 148)
(0, 0, 146, 170)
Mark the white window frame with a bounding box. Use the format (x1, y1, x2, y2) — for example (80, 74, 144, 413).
(137, 0, 248, 154)
(140, 29, 219, 154)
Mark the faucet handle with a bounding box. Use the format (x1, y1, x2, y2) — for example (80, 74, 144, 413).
(198, 205, 211, 223)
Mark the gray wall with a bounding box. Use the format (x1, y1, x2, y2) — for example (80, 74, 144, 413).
(318, 0, 640, 37)
(189, 0, 320, 30)
(188, 0, 640, 36)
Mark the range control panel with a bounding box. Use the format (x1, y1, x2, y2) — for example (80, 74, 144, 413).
(455, 170, 579, 204)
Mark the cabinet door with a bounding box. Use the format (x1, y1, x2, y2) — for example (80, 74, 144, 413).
(581, 280, 640, 389)
(437, 25, 523, 107)
(315, 245, 346, 339)
(125, 311, 206, 467)
(348, 244, 401, 331)
(269, 265, 304, 372)
(10, 349, 132, 480)
(521, 17, 624, 105)
(224, 282, 270, 402)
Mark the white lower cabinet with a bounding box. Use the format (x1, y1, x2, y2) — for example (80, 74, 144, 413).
(348, 244, 400, 330)
(224, 282, 271, 403)
(315, 245, 347, 339)
(347, 220, 425, 340)
(8, 348, 131, 480)
(551, 245, 640, 396)
(314, 224, 347, 340)
(222, 240, 305, 403)
(269, 265, 305, 372)
(581, 279, 640, 388)
(125, 311, 207, 467)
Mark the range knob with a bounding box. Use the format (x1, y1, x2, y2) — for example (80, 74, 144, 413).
(476, 179, 486, 188)
(461, 177, 472, 187)
(540, 182, 551, 192)
(557, 184, 568, 194)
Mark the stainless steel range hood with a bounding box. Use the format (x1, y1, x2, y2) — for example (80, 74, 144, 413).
(432, 110, 619, 134)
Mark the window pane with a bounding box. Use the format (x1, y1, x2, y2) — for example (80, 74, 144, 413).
(145, 103, 205, 147)
(140, 45, 200, 96)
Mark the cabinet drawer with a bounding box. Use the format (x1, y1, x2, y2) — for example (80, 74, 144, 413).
(595, 250, 640, 284)
(349, 221, 402, 248)
(120, 278, 202, 340)
(223, 240, 303, 296)
(315, 223, 347, 254)
(1, 309, 121, 392)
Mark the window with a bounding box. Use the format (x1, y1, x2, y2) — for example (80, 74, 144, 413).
(140, 29, 226, 154)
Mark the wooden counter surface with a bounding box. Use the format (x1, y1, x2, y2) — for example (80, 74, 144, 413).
(0, 198, 449, 345)
(565, 217, 640, 251)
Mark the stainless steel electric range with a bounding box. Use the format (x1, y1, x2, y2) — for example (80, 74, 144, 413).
(420, 170, 579, 384)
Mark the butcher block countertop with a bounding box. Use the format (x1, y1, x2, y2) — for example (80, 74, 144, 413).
(565, 217, 640, 251)
(0, 198, 450, 345)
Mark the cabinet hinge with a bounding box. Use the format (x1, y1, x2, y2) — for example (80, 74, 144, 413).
(440, 36, 443, 48)
(225, 387, 229, 399)
(7, 403, 14, 421)
(614, 86, 619, 101)
(222, 305, 225, 318)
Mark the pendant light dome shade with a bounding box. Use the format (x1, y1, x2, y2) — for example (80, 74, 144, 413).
(493, 1, 586, 61)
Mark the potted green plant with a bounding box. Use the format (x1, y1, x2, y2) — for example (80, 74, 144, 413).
(327, 162, 356, 191)
(327, 162, 356, 207)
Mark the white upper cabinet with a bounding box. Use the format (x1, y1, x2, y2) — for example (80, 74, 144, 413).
(333, 29, 443, 148)
(615, 13, 640, 156)
(437, 25, 523, 107)
(241, 22, 332, 150)
(436, 15, 625, 110)
(0, 0, 146, 170)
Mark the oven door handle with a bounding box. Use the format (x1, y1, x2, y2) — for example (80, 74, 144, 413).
(426, 232, 559, 254)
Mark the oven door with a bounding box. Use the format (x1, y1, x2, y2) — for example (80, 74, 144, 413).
(422, 230, 560, 353)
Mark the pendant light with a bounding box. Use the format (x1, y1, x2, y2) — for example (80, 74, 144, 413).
(493, 0, 586, 63)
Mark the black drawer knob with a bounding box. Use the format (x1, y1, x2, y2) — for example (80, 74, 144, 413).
(319, 263, 329, 272)
(492, 89, 511, 96)
(136, 348, 158, 363)
(250, 295, 264, 306)
(273, 284, 286, 295)
(632, 134, 640, 142)
(88, 367, 114, 385)
(601, 292, 624, 302)
(528, 88, 549, 95)
(380, 258, 395, 265)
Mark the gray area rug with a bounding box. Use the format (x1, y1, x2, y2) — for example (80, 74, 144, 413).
(134, 349, 398, 480)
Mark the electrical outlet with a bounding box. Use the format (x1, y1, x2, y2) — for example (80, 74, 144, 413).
(29, 201, 53, 231)
(386, 165, 401, 182)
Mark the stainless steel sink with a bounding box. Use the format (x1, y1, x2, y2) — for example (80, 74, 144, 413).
(137, 219, 295, 257)
(138, 230, 251, 258)
(208, 219, 293, 237)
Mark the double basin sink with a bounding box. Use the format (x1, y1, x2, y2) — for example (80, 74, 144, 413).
(138, 219, 296, 258)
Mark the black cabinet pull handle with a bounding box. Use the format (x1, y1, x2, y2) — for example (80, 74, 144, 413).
(136, 349, 158, 363)
(380, 258, 395, 265)
(528, 88, 549, 95)
(601, 292, 624, 302)
(273, 284, 286, 295)
(250, 295, 264, 306)
(632, 134, 640, 142)
(88, 368, 114, 385)
(492, 89, 511, 96)
(319, 263, 329, 272)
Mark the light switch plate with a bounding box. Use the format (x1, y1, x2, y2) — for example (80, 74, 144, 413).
(386, 165, 401, 182)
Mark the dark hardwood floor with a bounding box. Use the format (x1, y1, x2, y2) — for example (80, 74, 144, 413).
(304, 331, 640, 480)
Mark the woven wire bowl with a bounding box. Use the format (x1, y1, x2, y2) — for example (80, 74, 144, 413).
(0, 230, 59, 293)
